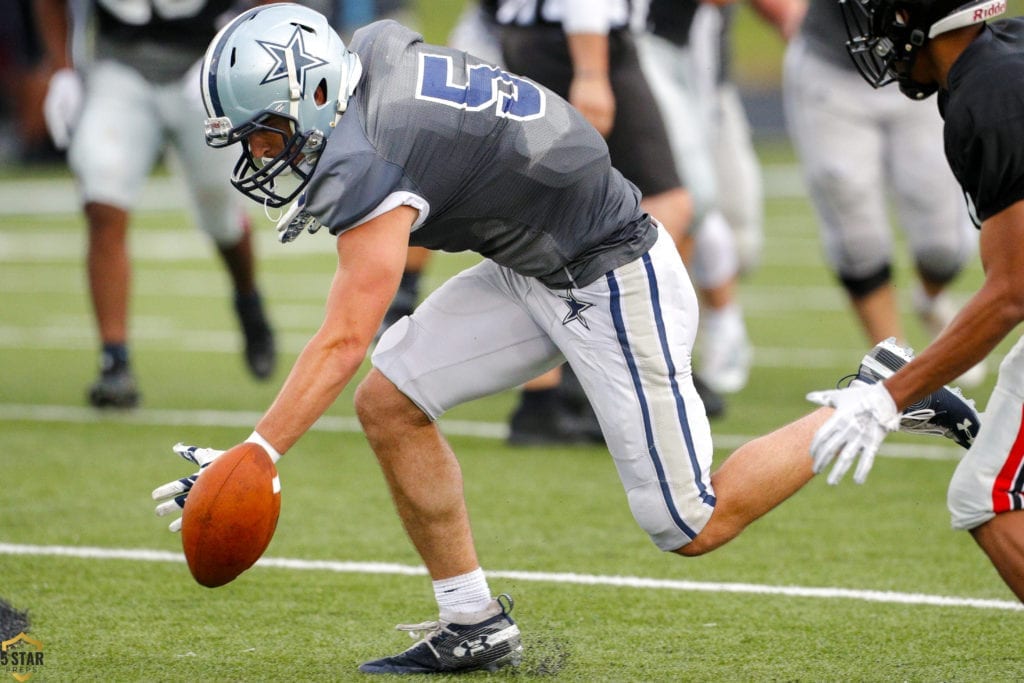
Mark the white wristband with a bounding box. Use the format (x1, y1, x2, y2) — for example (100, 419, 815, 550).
(245, 431, 282, 463)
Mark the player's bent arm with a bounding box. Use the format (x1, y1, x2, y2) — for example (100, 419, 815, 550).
(253, 205, 418, 455)
(884, 199, 1024, 409)
(33, 0, 71, 69)
(565, 32, 615, 137)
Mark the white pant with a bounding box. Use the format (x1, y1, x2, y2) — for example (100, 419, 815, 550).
(373, 228, 716, 551)
(68, 59, 244, 245)
(948, 335, 1024, 530)
(783, 38, 974, 280)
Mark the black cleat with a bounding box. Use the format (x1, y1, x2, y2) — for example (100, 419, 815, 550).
(853, 337, 980, 449)
(375, 287, 417, 342)
(693, 373, 726, 420)
(507, 400, 601, 446)
(359, 594, 522, 675)
(88, 364, 140, 409)
(234, 291, 276, 380)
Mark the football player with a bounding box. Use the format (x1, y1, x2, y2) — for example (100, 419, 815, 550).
(33, 0, 277, 408)
(811, 0, 1024, 602)
(151, 4, 983, 674)
(783, 0, 984, 384)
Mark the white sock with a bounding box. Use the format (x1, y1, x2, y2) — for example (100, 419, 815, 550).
(433, 567, 493, 615)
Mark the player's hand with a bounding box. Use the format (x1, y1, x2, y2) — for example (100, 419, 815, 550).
(151, 443, 224, 532)
(276, 193, 323, 243)
(569, 72, 615, 137)
(806, 382, 900, 485)
(43, 68, 83, 150)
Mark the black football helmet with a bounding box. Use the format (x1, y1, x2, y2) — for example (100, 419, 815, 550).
(841, 0, 1007, 99)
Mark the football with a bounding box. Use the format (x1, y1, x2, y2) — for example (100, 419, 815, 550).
(181, 442, 282, 587)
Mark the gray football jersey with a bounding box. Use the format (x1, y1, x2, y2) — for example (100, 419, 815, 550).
(305, 20, 655, 289)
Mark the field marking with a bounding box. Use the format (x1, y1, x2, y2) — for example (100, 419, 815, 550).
(0, 402, 964, 461)
(0, 542, 1017, 612)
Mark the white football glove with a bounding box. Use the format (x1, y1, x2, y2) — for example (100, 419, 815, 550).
(151, 443, 224, 532)
(806, 381, 900, 485)
(276, 193, 323, 243)
(43, 68, 83, 150)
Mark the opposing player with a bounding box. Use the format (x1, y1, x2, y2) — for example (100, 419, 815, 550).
(150, 4, 985, 674)
(783, 0, 983, 385)
(33, 0, 277, 407)
(810, 0, 1024, 602)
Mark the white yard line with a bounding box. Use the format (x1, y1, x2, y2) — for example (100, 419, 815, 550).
(0, 542, 1016, 611)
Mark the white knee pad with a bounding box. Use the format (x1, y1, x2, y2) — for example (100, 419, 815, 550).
(691, 210, 739, 290)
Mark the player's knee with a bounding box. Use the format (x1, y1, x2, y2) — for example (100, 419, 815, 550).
(627, 487, 714, 555)
(355, 371, 399, 430)
(839, 263, 891, 299)
(947, 459, 996, 531)
(915, 250, 964, 287)
(356, 370, 430, 434)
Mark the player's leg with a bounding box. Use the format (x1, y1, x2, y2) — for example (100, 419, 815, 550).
(68, 61, 164, 407)
(713, 82, 765, 276)
(889, 99, 984, 385)
(783, 42, 900, 345)
(679, 411, 823, 555)
(970, 513, 1024, 601)
(690, 210, 751, 394)
(948, 337, 1024, 601)
(355, 260, 554, 672)
(361, 259, 562, 571)
(165, 77, 276, 380)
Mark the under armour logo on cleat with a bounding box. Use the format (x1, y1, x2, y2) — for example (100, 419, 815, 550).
(454, 637, 492, 658)
(957, 418, 975, 444)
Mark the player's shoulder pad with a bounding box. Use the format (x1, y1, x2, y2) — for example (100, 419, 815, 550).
(350, 19, 424, 56)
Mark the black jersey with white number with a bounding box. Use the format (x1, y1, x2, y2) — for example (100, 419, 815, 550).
(93, 0, 237, 82)
(305, 21, 653, 289)
(939, 19, 1024, 224)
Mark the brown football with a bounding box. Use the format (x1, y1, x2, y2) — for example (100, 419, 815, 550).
(181, 442, 281, 587)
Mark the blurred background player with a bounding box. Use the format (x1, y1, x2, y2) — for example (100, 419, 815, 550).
(497, 0, 735, 442)
(636, 0, 770, 396)
(33, 0, 277, 408)
(781, 0, 984, 384)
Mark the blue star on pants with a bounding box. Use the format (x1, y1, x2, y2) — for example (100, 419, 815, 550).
(559, 290, 593, 329)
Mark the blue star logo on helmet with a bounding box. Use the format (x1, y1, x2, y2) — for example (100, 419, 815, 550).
(257, 26, 329, 95)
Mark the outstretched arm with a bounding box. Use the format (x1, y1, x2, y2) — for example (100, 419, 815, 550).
(254, 205, 418, 454)
(884, 200, 1024, 409)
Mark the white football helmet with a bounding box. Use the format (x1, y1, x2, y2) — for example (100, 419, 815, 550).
(201, 3, 362, 207)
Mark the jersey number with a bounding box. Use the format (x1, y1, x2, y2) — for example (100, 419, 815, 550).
(416, 54, 545, 121)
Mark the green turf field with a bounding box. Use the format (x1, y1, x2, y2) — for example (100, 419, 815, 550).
(2, 140, 1021, 681)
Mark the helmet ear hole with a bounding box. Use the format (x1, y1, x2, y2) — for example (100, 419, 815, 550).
(315, 79, 327, 106)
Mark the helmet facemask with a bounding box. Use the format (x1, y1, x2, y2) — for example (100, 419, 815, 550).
(841, 0, 936, 99)
(229, 112, 324, 208)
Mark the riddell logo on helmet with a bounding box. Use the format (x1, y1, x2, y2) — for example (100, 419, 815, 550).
(973, 0, 1006, 21)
